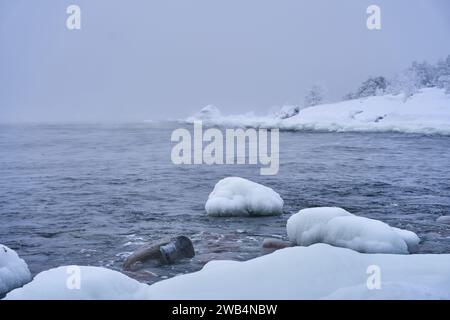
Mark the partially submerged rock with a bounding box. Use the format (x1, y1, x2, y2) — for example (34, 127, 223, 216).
(123, 236, 195, 271)
(436, 216, 450, 224)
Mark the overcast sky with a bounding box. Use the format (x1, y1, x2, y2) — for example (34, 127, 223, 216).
(1, 0, 449, 122)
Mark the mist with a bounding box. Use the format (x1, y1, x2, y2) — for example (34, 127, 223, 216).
(0, 0, 449, 122)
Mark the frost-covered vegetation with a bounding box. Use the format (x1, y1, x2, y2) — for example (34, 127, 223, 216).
(345, 56, 450, 100)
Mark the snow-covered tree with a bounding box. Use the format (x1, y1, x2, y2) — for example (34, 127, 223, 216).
(435, 55, 450, 93)
(388, 68, 422, 102)
(344, 76, 388, 100)
(356, 76, 388, 98)
(304, 84, 325, 107)
(438, 75, 450, 94)
(408, 61, 436, 88)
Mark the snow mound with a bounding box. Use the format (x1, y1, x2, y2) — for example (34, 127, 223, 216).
(186, 88, 450, 135)
(286, 207, 419, 254)
(0, 244, 32, 296)
(7, 244, 450, 300)
(205, 177, 283, 216)
(5, 266, 148, 300)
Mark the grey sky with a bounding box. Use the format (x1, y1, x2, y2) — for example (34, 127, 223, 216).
(0, 0, 449, 122)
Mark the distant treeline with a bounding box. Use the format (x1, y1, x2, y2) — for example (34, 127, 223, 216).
(344, 55, 450, 101)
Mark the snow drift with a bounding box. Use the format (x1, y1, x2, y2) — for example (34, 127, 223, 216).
(0, 244, 32, 296)
(5, 244, 450, 300)
(4, 266, 149, 300)
(286, 207, 420, 254)
(205, 177, 283, 216)
(186, 88, 450, 135)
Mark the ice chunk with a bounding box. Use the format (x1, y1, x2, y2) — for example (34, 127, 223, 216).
(0, 244, 32, 296)
(205, 177, 283, 216)
(437, 216, 450, 224)
(287, 207, 419, 254)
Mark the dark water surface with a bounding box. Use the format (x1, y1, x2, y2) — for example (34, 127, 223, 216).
(1, 122, 450, 284)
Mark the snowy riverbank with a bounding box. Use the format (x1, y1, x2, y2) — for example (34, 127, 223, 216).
(4, 204, 449, 300)
(5, 243, 450, 300)
(186, 88, 450, 135)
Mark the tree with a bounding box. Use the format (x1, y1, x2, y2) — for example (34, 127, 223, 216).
(344, 76, 388, 100)
(408, 61, 435, 88)
(435, 55, 450, 93)
(304, 84, 325, 107)
(355, 76, 388, 98)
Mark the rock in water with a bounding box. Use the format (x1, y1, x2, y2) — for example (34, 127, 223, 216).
(262, 238, 294, 251)
(123, 236, 195, 271)
(437, 216, 450, 224)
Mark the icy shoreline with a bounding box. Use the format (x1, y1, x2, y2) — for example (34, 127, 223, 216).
(185, 88, 450, 135)
(5, 244, 450, 300)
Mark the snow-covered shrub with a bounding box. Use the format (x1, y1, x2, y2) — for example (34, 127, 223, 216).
(272, 105, 300, 119)
(205, 177, 283, 216)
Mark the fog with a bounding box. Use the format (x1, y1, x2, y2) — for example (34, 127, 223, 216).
(0, 0, 449, 122)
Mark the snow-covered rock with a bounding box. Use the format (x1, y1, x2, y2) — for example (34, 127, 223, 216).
(6, 244, 450, 300)
(0, 245, 32, 296)
(186, 88, 450, 135)
(286, 207, 419, 254)
(5, 266, 148, 300)
(437, 216, 450, 224)
(186, 104, 222, 122)
(271, 105, 300, 119)
(205, 177, 283, 216)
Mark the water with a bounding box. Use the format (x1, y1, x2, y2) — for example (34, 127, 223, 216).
(1, 122, 450, 284)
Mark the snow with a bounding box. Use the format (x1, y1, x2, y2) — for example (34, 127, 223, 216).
(437, 216, 450, 224)
(187, 104, 222, 121)
(4, 265, 148, 300)
(6, 244, 450, 300)
(186, 88, 450, 135)
(205, 177, 283, 216)
(0, 244, 32, 296)
(286, 207, 419, 254)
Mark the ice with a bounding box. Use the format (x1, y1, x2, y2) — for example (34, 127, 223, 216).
(205, 177, 284, 216)
(0, 244, 32, 296)
(6, 244, 450, 300)
(186, 88, 450, 135)
(286, 207, 419, 254)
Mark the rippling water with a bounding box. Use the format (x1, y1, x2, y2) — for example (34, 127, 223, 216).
(1, 122, 450, 284)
